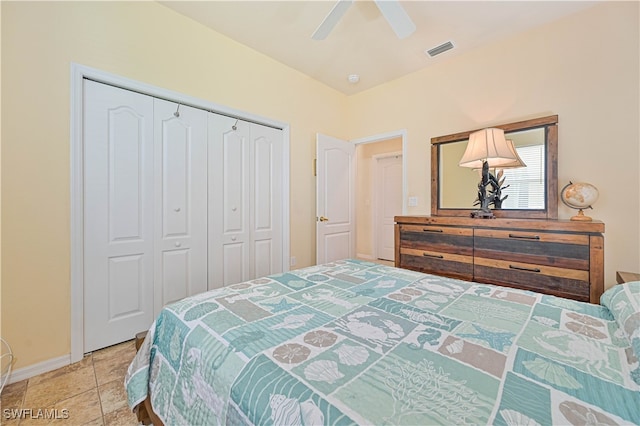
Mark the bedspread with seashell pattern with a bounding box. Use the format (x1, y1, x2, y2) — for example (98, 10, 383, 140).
(125, 259, 640, 425)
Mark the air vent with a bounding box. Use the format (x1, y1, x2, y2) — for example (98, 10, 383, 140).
(426, 41, 454, 57)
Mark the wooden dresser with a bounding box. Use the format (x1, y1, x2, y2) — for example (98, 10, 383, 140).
(395, 216, 605, 303)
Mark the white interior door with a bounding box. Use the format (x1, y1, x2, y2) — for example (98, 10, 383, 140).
(250, 123, 283, 278)
(209, 115, 284, 288)
(153, 99, 208, 311)
(375, 154, 403, 261)
(316, 134, 356, 264)
(83, 80, 155, 352)
(209, 114, 251, 288)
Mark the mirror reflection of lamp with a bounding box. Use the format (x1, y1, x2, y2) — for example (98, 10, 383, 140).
(458, 128, 524, 218)
(488, 139, 527, 208)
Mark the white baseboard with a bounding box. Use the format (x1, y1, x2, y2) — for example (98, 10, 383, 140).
(7, 354, 71, 384)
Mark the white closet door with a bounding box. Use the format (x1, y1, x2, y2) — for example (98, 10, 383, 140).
(209, 115, 284, 288)
(251, 123, 283, 278)
(83, 80, 154, 352)
(209, 114, 251, 288)
(153, 99, 208, 311)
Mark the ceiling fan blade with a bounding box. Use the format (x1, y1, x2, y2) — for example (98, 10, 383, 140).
(373, 0, 416, 39)
(312, 0, 353, 40)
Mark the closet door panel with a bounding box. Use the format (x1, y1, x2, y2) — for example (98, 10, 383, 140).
(223, 243, 246, 286)
(154, 100, 208, 309)
(84, 80, 155, 352)
(254, 240, 273, 279)
(223, 130, 247, 234)
(162, 121, 189, 235)
(251, 124, 283, 277)
(254, 136, 273, 230)
(108, 115, 144, 240)
(107, 255, 144, 318)
(161, 249, 190, 306)
(209, 114, 251, 288)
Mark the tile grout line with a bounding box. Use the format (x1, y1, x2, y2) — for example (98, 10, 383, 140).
(92, 355, 106, 425)
(17, 378, 27, 426)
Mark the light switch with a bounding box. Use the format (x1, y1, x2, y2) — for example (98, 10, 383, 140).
(408, 196, 418, 207)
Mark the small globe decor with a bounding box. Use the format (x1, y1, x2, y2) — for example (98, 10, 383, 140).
(560, 181, 599, 221)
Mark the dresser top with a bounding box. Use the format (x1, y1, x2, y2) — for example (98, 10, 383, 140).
(395, 215, 604, 234)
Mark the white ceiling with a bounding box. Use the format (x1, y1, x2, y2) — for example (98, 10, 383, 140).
(160, 1, 599, 95)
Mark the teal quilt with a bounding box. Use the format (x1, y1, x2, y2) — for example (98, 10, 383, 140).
(125, 259, 640, 425)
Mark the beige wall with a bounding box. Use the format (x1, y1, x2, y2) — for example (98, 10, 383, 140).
(2, 1, 639, 372)
(347, 2, 640, 290)
(1, 1, 347, 369)
(355, 138, 403, 257)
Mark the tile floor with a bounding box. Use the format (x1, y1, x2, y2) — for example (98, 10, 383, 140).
(1, 340, 138, 425)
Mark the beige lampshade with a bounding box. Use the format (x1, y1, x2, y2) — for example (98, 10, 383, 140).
(499, 140, 527, 169)
(471, 139, 527, 171)
(459, 128, 518, 169)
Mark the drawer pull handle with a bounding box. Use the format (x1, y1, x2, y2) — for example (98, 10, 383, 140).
(509, 265, 541, 273)
(423, 253, 444, 259)
(508, 233, 540, 240)
(423, 228, 443, 233)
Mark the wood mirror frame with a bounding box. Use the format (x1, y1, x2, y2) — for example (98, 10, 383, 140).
(431, 115, 558, 219)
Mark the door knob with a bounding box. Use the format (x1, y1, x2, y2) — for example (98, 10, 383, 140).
(319, 216, 329, 222)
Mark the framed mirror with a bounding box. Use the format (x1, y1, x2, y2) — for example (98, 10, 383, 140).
(431, 115, 558, 219)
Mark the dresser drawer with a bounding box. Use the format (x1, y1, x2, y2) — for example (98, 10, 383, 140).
(399, 247, 473, 280)
(473, 229, 590, 270)
(473, 257, 590, 301)
(399, 224, 473, 255)
(398, 224, 473, 280)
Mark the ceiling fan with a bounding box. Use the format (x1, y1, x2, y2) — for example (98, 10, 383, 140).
(312, 0, 416, 40)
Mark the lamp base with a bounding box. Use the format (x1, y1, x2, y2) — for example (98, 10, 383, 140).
(471, 210, 496, 219)
(570, 209, 593, 222)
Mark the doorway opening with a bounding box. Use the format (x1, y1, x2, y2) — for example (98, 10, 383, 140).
(355, 136, 405, 263)
(314, 130, 406, 265)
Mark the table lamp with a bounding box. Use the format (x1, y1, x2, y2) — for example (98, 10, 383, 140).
(459, 128, 518, 218)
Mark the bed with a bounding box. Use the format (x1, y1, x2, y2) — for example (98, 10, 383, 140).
(125, 259, 640, 425)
